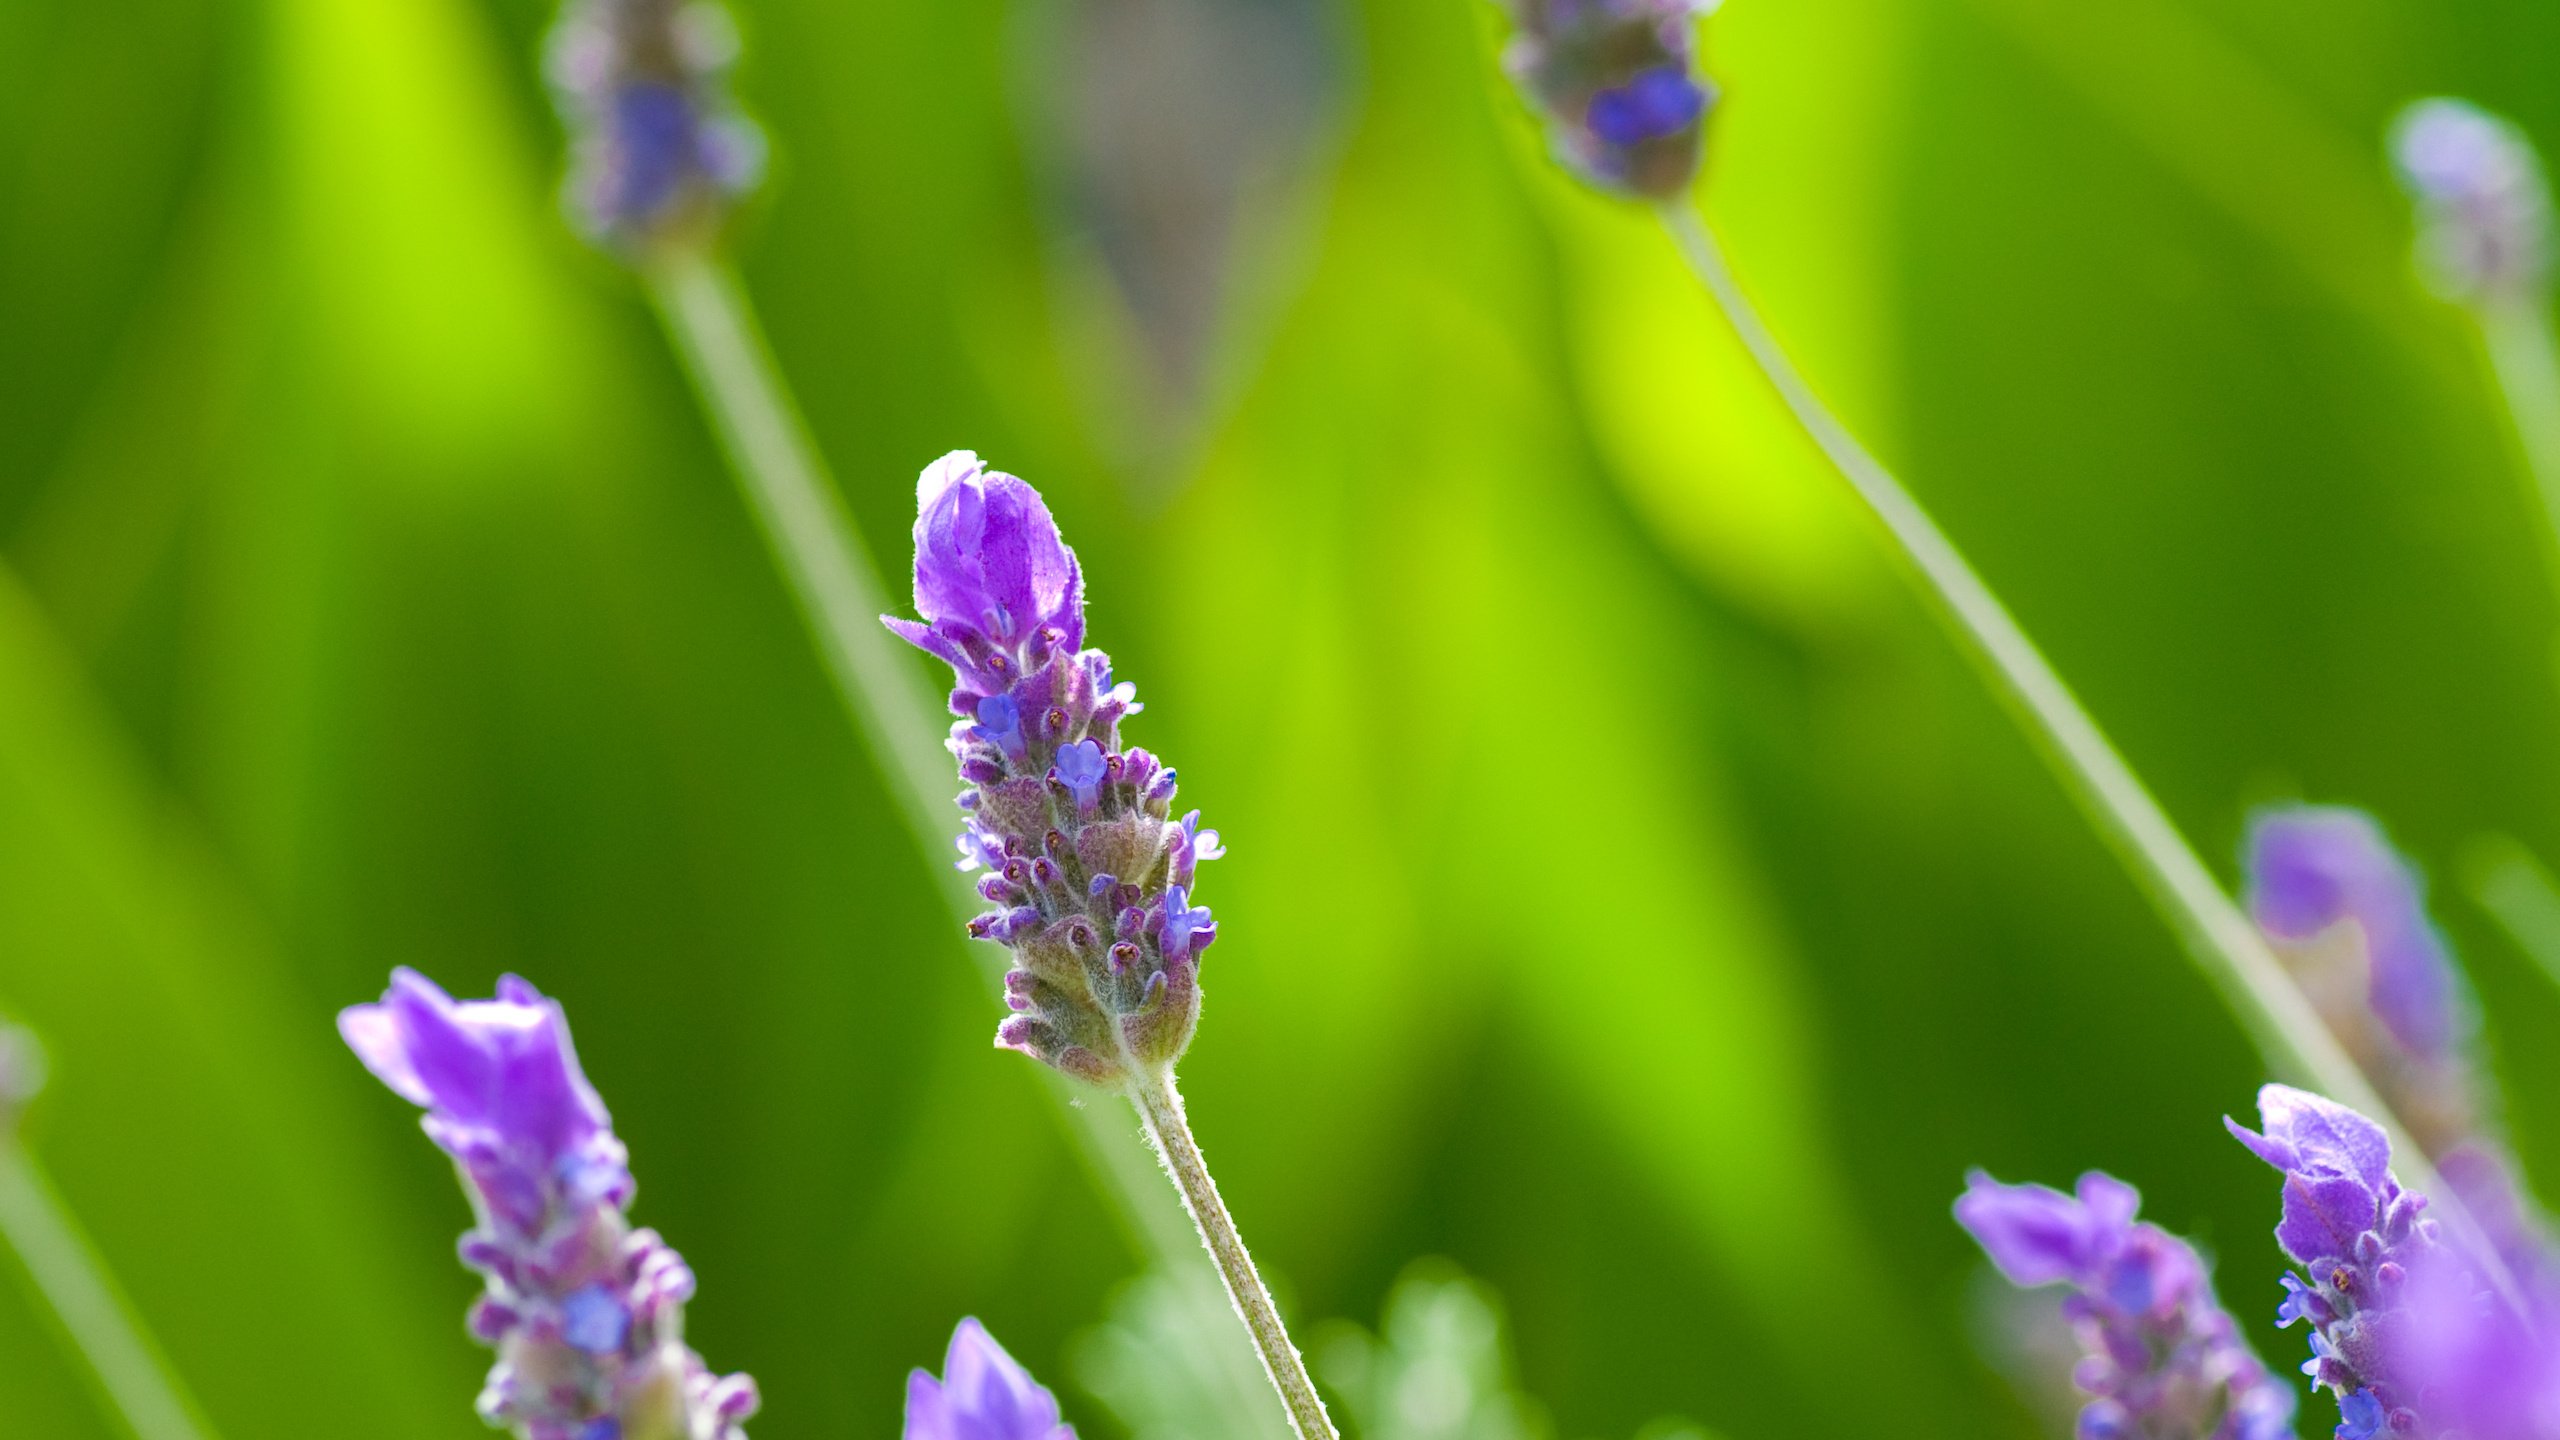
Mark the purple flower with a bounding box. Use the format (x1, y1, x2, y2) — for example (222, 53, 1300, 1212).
(2245, 806, 2471, 1065)
(1501, 0, 1718, 198)
(2226, 1083, 2560, 1439)
(341, 969, 759, 1440)
(1956, 1170, 2297, 1440)
(882, 453, 1215, 1088)
(884, 452, 1087, 699)
(2391, 98, 2551, 307)
(906, 1319, 1076, 1440)
(546, 0, 763, 245)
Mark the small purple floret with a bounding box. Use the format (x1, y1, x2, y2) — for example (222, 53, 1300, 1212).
(340, 968, 758, 1440)
(1955, 1170, 2296, 1440)
(1052, 739, 1107, 812)
(905, 1319, 1076, 1440)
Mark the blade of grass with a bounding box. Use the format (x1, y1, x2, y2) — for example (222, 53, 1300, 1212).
(0, 1138, 219, 1440)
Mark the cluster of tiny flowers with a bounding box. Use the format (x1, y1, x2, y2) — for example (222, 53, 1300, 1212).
(1501, 0, 1718, 198)
(2245, 807, 2478, 1153)
(2390, 98, 2551, 309)
(883, 452, 1219, 1088)
(342, 969, 759, 1440)
(2228, 1085, 2560, 1440)
(1956, 1170, 2297, 1440)
(546, 0, 762, 246)
(905, 1319, 1078, 1440)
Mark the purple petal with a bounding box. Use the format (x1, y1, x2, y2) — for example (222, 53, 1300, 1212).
(1955, 1170, 2099, 1288)
(2275, 1170, 2384, 1268)
(2255, 1085, 2392, 1190)
(906, 1370, 955, 1440)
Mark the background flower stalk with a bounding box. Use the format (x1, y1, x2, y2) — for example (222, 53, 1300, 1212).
(0, 1022, 220, 1440)
(1488, 0, 2480, 1240)
(2389, 99, 2560, 618)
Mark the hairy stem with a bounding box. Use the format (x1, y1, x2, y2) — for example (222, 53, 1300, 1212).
(0, 1138, 218, 1440)
(1128, 1067, 1338, 1440)
(643, 250, 1294, 1431)
(1655, 202, 2505, 1268)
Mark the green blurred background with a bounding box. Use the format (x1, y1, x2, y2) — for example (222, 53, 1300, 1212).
(5, 0, 2560, 1435)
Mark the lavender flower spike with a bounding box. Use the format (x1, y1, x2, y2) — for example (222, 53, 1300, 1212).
(547, 0, 763, 248)
(341, 968, 758, 1440)
(2245, 806, 2473, 1066)
(1956, 1170, 2297, 1440)
(2391, 99, 2552, 309)
(2225, 1083, 2560, 1439)
(905, 1319, 1077, 1440)
(1500, 0, 1720, 199)
(882, 452, 1214, 1088)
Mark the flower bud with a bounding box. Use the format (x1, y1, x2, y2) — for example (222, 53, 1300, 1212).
(547, 0, 764, 249)
(2391, 98, 2552, 309)
(1501, 0, 1718, 198)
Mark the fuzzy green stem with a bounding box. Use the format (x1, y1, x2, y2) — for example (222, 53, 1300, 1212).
(641, 249, 1294, 1431)
(0, 1138, 219, 1440)
(1655, 201, 2499, 1251)
(1128, 1067, 1338, 1440)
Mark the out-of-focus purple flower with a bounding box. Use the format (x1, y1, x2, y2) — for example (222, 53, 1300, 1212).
(1956, 1170, 2297, 1440)
(905, 1319, 1076, 1440)
(341, 969, 759, 1440)
(2391, 98, 2551, 308)
(1500, 0, 1718, 198)
(2245, 806, 2470, 1065)
(2226, 1083, 2560, 1439)
(547, 0, 763, 246)
(882, 452, 1215, 1088)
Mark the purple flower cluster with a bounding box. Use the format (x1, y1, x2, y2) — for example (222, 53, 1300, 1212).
(546, 0, 762, 245)
(1501, 0, 1718, 199)
(342, 969, 758, 1440)
(2228, 1084, 2560, 1439)
(2390, 98, 2551, 308)
(883, 452, 1220, 1088)
(1956, 1170, 2296, 1440)
(2245, 808, 2469, 1068)
(906, 1319, 1077, 1440)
